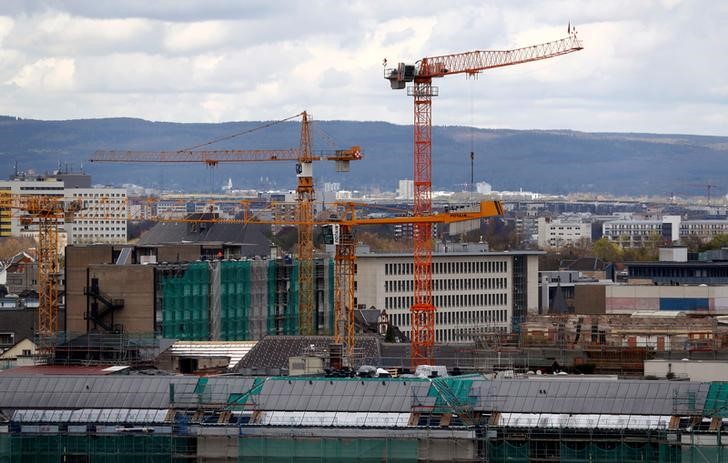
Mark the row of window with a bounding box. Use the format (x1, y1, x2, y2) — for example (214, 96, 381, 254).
(74, 234, 125, 239)
(384, 260, 507, 276)
(75, 220, 126, 225)
(385, 292, 507, 310)
(73, 227, 125, 232)
(390, 308, 508, 328)
(73, 193, 126, 197)
(385, 277, 507, 293)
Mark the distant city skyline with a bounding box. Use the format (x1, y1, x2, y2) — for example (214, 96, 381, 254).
(0, 1, 726, 136)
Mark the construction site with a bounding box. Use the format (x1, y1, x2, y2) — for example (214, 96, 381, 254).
(2, 25, 728, 462)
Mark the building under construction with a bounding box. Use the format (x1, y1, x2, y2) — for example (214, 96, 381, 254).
(0, 372, 728, 461)
(61, 244, 336, 364)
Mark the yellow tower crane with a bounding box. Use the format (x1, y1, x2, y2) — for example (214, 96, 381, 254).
(90, 111, 362, 335)
(0, 194, 81, 340)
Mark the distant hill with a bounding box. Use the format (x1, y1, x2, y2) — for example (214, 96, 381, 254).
(1, 115, 727, 196)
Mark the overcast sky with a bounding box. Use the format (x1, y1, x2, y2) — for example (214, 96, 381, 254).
(0, 0, 726, 135)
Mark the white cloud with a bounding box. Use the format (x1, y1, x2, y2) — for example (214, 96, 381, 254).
(6, 57, 75, 91)
(163, 21, 232, 53)
(0, 1, 725, 135)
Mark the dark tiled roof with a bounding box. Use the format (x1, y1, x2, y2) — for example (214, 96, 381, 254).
(138, 221, 271, 257)
(237, 335, 380, 370)
(379, 343, 476, 370)
(562, 257, 606, 271)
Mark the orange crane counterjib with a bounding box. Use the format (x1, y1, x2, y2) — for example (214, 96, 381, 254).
(89, 147, 362, 164)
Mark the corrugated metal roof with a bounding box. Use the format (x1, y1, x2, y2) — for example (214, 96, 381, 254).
(0, 365, 127, 376)
(256, 377, 432, 413)
(0, 374, 715, 418)
(472, 378, 710, 415)
(169, 341, 257, 369)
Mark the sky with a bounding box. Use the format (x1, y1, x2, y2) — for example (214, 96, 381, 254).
(0, 0, 726, 135)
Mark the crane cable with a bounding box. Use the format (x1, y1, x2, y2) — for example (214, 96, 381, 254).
(180, 112, 304, 151)
(469, 77, 475, 200)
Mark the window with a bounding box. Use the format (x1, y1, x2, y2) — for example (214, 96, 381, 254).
(0, 332, 14, 346)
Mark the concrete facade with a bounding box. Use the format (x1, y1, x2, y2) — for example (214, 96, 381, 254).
(0, 176, 128, 245)
(354, 249, 541, 342)
(644, 359, 728, 381)
(66, 187, 127, 245)
(537, 216, 591, 248)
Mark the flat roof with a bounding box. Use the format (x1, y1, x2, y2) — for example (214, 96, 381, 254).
(357, 250, 545, 258)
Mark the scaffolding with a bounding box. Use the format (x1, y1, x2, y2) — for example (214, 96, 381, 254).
(0, 434, 196, 462)
(161, 262, 210, 340)
(50, 331, 159, 366)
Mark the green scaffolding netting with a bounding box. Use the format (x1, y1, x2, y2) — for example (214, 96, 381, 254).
(489, 440, 682, 463)
(3, 435, 195, 463)
(267, 260, 276, 335)
(238, 437, 418, 463)
(162, 262, 210, 340)
(287, 261, 299, 335)
(427, 375, 477, 414)
(220, 260, 251, 340)
(681, 444, 728, 462)
(488, 440, 528, 463)
(328, 258, 335, 336)
(704, 382, 728, 417)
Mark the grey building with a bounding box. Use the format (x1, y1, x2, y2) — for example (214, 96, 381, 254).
(354, 245, 542, 341)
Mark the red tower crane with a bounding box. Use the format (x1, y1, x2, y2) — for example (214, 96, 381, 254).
(385, 30, 583, 368)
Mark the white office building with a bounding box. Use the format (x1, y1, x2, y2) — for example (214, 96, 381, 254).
(0, 173, 127, 245)
(601, 215, 728, 247)
(537, 216, 592, 249)
(65, 188, 127, 245)
(354, 246, 542, 343)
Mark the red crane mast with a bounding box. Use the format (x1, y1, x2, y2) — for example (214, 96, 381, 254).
(385, 31, 583, 368)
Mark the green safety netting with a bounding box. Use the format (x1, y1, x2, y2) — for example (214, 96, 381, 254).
(238, 437, 418, 463)
(0, 435, 10, 463)
(328, 259, 335, 336)
(681, 445, 728, 462)
(220, 260, 251, 340)
(488, 440, 528, 463)
(287, 261, 299, 335)
(427, 375, 478, 414)
(704, 382, 728, 417)
(227, 377, 266, 408)
(267, 260, 277, 335)
(5, 435, 195, 463)
(162, 262, 210, 340)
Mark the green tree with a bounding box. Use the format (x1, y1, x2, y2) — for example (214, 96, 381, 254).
(592, 237, 622, 262)
(706, 234, 728, 250)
